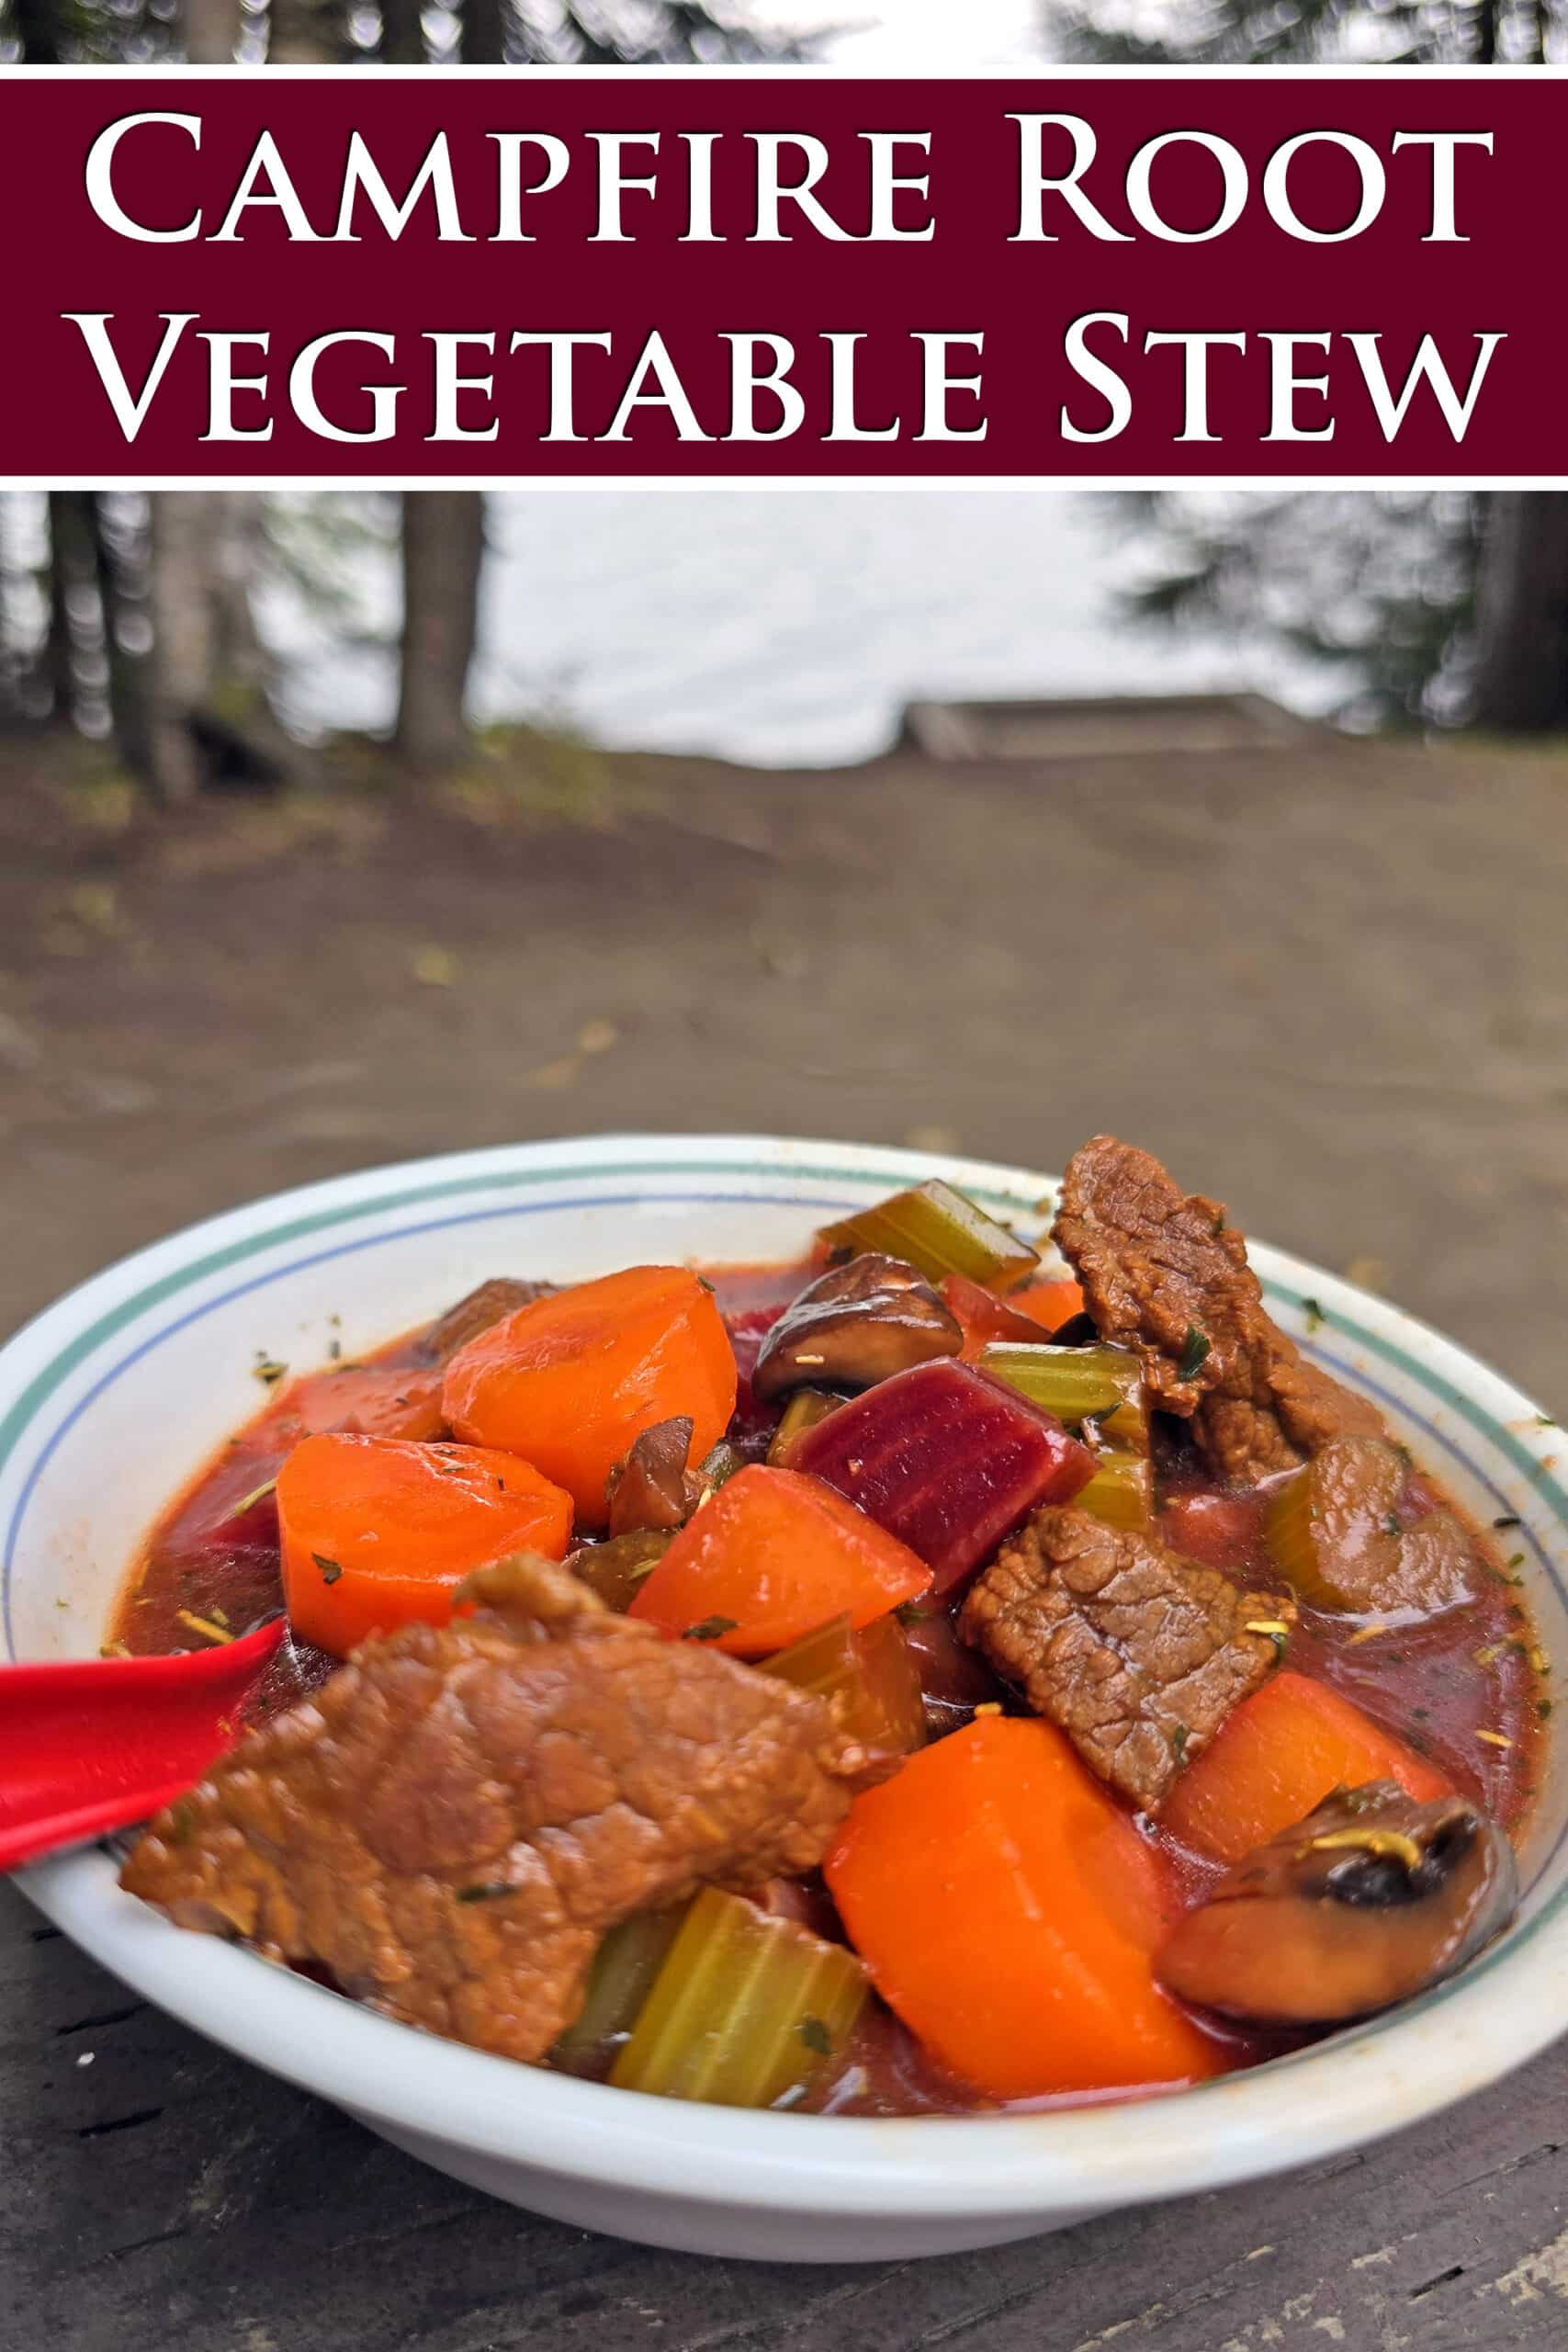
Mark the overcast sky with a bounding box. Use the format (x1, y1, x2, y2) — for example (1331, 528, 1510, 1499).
(749, 1, 1046, 69)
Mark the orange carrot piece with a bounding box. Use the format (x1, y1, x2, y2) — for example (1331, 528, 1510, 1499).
(627, 1464, 931, 1657)
(940, 1274, 1053, 1359)
(277, 1433, 572, 1657)
(442, 1266, 737, 1529)
(1010, 1279, 1086, 1332)
(265, 1362, 446, 1443)
(1161, 1668, 1450, 1863)
(826, 1717, 1222, 2099)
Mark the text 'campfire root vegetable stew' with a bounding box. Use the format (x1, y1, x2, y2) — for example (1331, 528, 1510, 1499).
(113, 1138, 1543, 2115)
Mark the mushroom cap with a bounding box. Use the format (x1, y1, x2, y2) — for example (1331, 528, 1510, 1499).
(751, 1253, 963, 1403)
(1156, 1780, 1517, 2025)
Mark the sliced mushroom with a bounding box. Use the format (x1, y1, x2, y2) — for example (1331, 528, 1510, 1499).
(751, 1254, 962, 1403)
(604, 1415, 701, 1536)
(1156, 1781, 1517, 2025)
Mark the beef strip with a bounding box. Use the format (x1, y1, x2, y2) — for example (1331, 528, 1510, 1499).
(120, 1555, 877, 2064)
(1285, 1435, 1475, 1616)
(1053, 1136, 1382, 1483)
(958, 1506, 1295, 1813)
(415, 1278, 556, 1365)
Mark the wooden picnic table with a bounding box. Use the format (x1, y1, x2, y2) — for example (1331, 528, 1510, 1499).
(5, 1875, 1566, 2352)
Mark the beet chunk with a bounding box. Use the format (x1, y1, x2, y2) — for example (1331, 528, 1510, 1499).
(792, 1358, 1095, 1593)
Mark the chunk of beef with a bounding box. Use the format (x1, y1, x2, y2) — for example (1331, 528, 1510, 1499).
(1053, 1136, 1382, 1483)
(1276, 1435, 1475, 1616)
(416, 1278, 556, 1365)
(958, 1506, 1294, 1813)
(120, 1556, 876, 2064)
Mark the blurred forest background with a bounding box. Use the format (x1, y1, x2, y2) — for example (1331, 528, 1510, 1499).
(4, 0, 1568, 1435)
(4, 0, 1568, 788)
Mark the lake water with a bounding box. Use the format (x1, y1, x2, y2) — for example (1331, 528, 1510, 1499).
(273, 492, 1333, 768)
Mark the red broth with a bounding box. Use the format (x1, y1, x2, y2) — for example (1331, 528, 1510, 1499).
(108, 1261, 1546, 2116)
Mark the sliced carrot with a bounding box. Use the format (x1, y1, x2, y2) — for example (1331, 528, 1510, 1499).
(940, 1273, 1052, 1359)
(826, 1717, 1222, 2099)
(627, 1464, 931, 1657)
(277, 1433, 572, 1657)
(265, 1362, 446, 1443)
(443, 1265, 737, 1529)
(1009, 1279, 1086, 1333)
(1161, 1668, 1450, 1863)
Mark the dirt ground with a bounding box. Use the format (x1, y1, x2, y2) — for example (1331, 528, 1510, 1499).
(4, 725, 1567, 1412)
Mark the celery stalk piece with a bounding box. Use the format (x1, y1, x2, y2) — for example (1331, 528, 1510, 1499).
(767, 1387, 843, 1468)
(977, 1341, 1144, 1431)
(818, 1181, 1039, 1291)
(568, 1530, 672, 1613)
(609, 1886, 869, 2108)
(695, 1440, 748, 1494)
(1266, 1436, 1407, 1611)
(1075, 1450, 1153, 1531)
(554, 1905, 690, 2071)
(761, 1610, 926, 1752)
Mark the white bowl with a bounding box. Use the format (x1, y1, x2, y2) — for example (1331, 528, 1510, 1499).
(4, 1134, 1567, 2263)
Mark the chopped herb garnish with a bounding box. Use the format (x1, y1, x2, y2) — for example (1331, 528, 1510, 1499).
(1245, 1619, 1291, 1662)
(1494, 1514, 1523, 1531)
(797, 2014, 833, 2058)
(682, 1615, 739, 1643)
(327, 1339, 343, 1362)
(1382, 1513, 1401, 1536)
(1509, 1553, 1527, 1570)
(1169, 1724, 1190, 1763)
(253, 1358, 288, 1388)
(456, 1883, 513, 1904)
(1176, 1327, 1211, 1383)
(895, 1601, 928, 1627)
(1540, 1700, 1554, 1720)
(1536, 1415, 1557, 1429)
(1302, 1296, 1325, 1333)
(1211, 1212, 1226, 1237)
(227, 1476, 277, 1521)
(175, 1609, 233, 1646)
(312, 1553, 344, 1585)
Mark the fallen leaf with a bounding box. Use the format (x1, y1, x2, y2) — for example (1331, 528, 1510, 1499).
(67, 881, 120, 934)
(412, 944, 457, 988)
(528, 1056, 581, 1091)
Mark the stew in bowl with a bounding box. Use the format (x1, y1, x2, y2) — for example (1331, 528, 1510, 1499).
(102, 1136, 1545, 2120)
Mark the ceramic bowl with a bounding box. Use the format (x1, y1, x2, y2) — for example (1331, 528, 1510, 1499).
(4, 1135, 1566, 2262)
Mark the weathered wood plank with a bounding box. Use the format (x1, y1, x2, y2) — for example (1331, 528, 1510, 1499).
(6, 1881, 1568, 2352)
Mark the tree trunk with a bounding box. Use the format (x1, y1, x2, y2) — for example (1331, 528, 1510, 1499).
(146, 494, 216, 800)
(266, 0, 346, 61)
(459, 0, 507, 63)
(1469, 494, 1568, 730)
(185, 0, 241, 62)
(379, 0, 426, 61)
(90, 494, 153, 775)
(394, 493, 485, 775)
(42, 492, 86, 726)
(13, 0, 63, 62)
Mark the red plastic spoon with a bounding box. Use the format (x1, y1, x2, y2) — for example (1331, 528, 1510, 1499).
(0, 1618, 285, 1873)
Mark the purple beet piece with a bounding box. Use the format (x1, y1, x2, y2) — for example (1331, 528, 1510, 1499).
(792, 1357, 1095, 1593)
